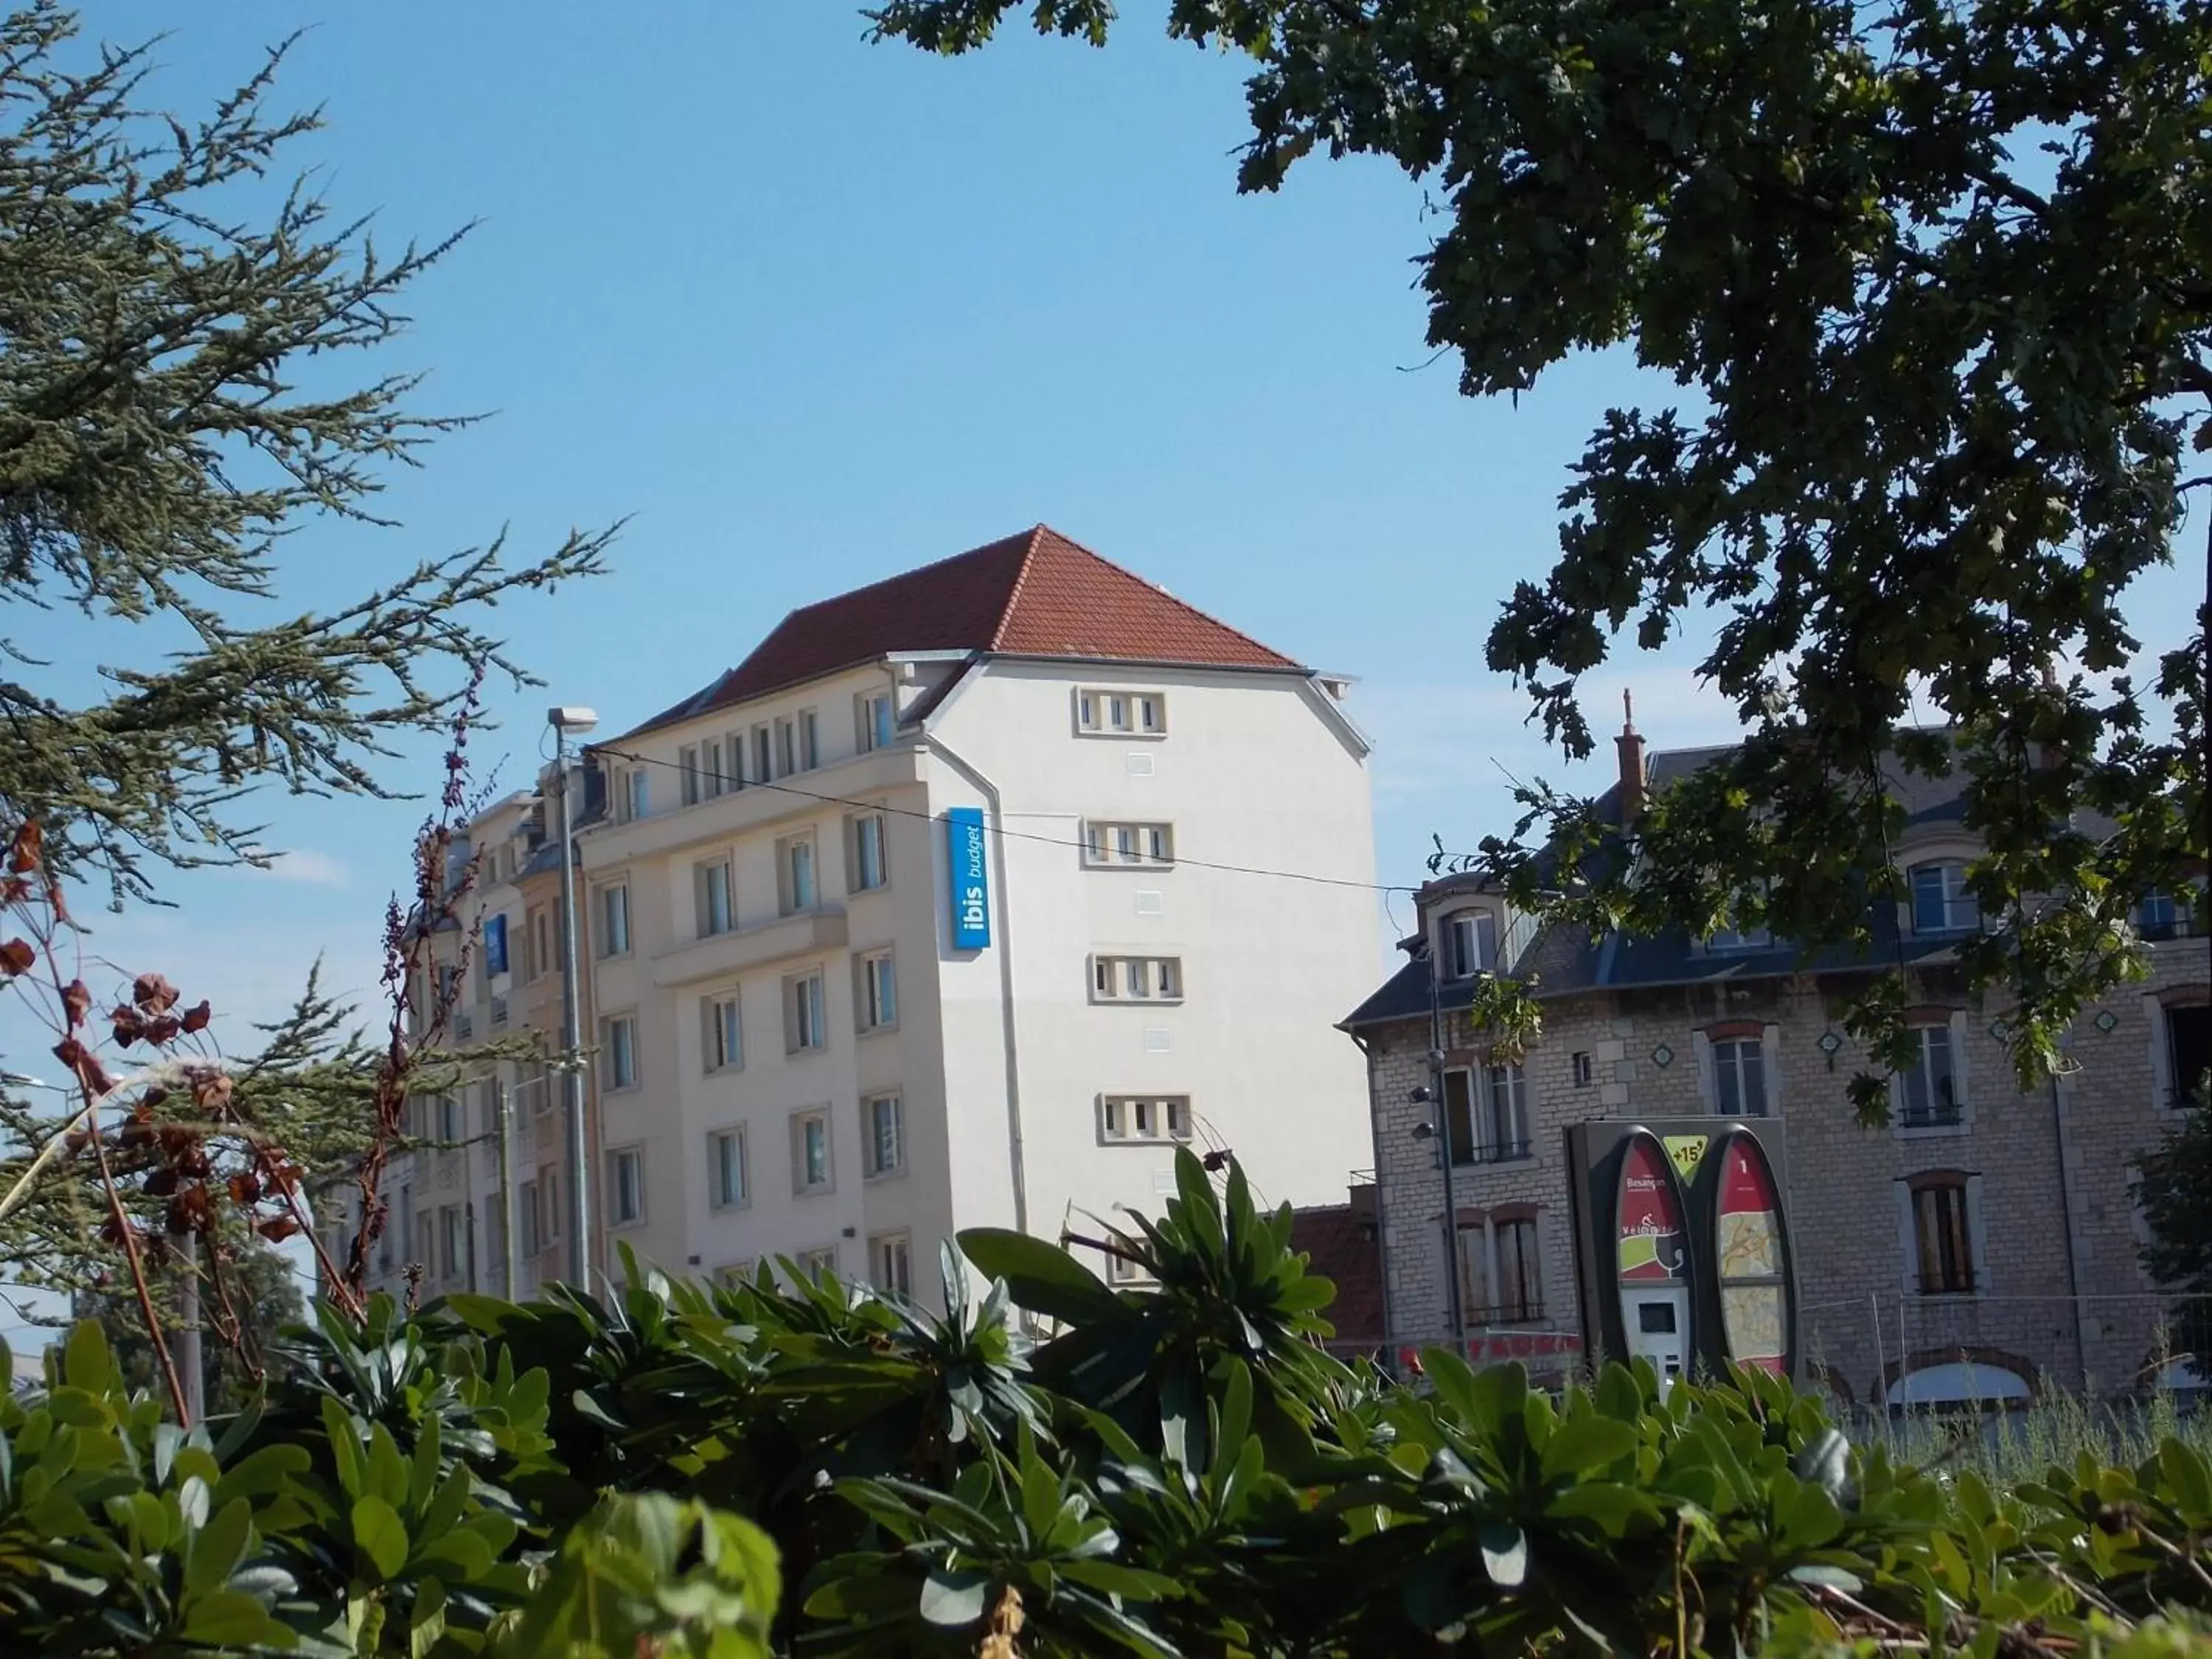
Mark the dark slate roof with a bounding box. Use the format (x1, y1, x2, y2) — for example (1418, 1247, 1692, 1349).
(1343, 731, 1997, 1029)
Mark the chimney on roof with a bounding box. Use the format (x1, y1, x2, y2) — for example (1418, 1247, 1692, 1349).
(1615, 689, 1648, 828)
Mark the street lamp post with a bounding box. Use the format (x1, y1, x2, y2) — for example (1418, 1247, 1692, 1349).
(1408, 947, 1468, 1354)
(548, 706, 597, 1291)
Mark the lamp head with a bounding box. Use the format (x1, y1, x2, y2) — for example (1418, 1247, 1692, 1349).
(547, 706, 599, 735)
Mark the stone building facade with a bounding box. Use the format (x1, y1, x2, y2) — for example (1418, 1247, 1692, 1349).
(1344, 723, 2209, 1407)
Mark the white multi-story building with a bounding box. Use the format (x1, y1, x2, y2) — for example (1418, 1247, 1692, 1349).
(576, 525, 1380, 1304)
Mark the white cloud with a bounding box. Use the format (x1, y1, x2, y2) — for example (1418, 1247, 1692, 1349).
(258, 849, 350, 888)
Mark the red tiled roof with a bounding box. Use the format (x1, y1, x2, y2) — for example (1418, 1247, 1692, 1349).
(625, 526, 1300, 736)
(1289, 1201, 1385, 1346)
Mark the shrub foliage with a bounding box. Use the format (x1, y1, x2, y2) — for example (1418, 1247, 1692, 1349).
(2, 1151, 2210, 1657)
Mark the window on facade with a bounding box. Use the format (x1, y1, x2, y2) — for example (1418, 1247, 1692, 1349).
(485, 1195, 507, 1290)
(1910, 860, 1979, 933)
(704, 992, 743, 1073)
(433, 1093, 459, 1141)
(2167, 1004, 2211, 1112)
(697, 858, 734, 936)
(1083, 821, 1174, 868)
(800, 709, 819, 770)
(1091, 955, 1183, 1002)
(1444, 911, 1497, 978)
(1571, 1051, 1594, 1088)
(1099, 1096, 1191, 1144)
(1459, 1219, 1543, 1323)
(598, 883, 630, 958)
(626, 769, 650, 823)
(518, 1178, 540, 1257)
(787, 972, 827, 1053)
(709, 1128, 746, 1210)
(2140, 888, 2200, 940)
(1707, 921, 1774, 950)
(872, 1232, 912, 1297)
(726, 732, 746, 790)
(1894, 1023, 1960, 1127)
(864, 1092, 904, 1178)
(779, 835, 817, 914)
(858, 950, 897, 1032)
(1712, 1038, 1770, 1118)
(852, 811, 888, 891)
(439, 1207, 463, 1281)
(798, 1247, 838, 1281)
(1106, 1250, 1154, 1285)
(1443, 1065, 1531, 1164)
(793, 1110, 832, 1193)
(1912, 1179, 1975, 1295)
(859, 692, 895, 752)
(529, 909, 551, 982)
(608, 1147, 644, 1228)
(680, 745, 702, 806)
(775, 717, 797, 778)
(701, 738, 724, 798)
(1077, 689, 1166, 735)
(602, 1014, 638, 1091)
(752, 726, 772, 786)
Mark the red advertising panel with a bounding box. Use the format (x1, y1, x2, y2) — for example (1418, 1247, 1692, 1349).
(1615, 1133, 1688, 1284)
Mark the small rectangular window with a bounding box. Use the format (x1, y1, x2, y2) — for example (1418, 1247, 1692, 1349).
(1895, 1023, 1960, 1127)
(753, 726, 773, 785)
(437, 1093, 460, 1141)
(1099, 1096, 1192, 1144)
(709, 1128, 747, 1210)
(799, 709, 819, 770)
(872, 1232, 912, 1296)
(697, 858, 734, 936)
(679, 745, 701, 807)
(517, 1180, 540, 1257)
(780, 835, 817, 914)
(1083, 821, 1175, 869)
(793, 1110, 832, 1192)
(787, 972, 827, 1053)
(1571, 1051, 1594, 1088)
(775, 717, 796, 778)
(701, 738, 724, 799)
(859, 950, 898, 1032)
(727, 731, 747, 790)
(439, 1207, 463, 1280)
(627, 770, 650, 822)
(704, 992, 743, 1073)
(852, 812, 889, 891)
(602, 1014, 638, 1091)
(798, 1247, 838, 1281)
(864, 1092, 904, 1178)
(1713, 1037, 1770, 1118)
(608, 1147, 644, 1227)
(859, 692, 895, 752)
(1913, 1182, 1975, 1294)
(1910, 861, 1979, 933)
(1089, 955, 1184, 1004)
(1078, 689, 1166, 736)
(597, 883, 630, 958)
(1445, 911, 1498, 978)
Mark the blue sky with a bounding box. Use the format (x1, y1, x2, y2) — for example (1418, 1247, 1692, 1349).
(1, 6, 2199, 1335)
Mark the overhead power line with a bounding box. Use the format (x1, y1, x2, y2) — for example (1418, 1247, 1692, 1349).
(587, 742, 1418, 897)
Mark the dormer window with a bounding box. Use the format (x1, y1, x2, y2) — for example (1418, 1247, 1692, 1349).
(1909, 860, 1978, 934)
(1443, 910, 1498, 978)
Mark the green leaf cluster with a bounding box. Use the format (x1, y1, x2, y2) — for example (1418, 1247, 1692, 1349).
(5, 1150, 2212, 1656)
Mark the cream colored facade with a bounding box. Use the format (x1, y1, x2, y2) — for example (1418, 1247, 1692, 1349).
(577, 653, 1380, 1306)
(331, 778, 599, 1305)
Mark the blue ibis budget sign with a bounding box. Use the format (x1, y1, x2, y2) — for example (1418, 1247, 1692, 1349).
(947, 807, 991, 950)
(483, 913, 509, 976)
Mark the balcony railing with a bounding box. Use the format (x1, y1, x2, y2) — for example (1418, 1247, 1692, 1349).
(1916, 1270, 1978, 1296)
(1467, 1301, 1545, 1326)
(1451, 1139, 1534, 1166)
(1898, 1104, 1963, 1130)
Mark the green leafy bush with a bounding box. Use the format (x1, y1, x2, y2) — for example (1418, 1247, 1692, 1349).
(3, 1150, 2210, 1657)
